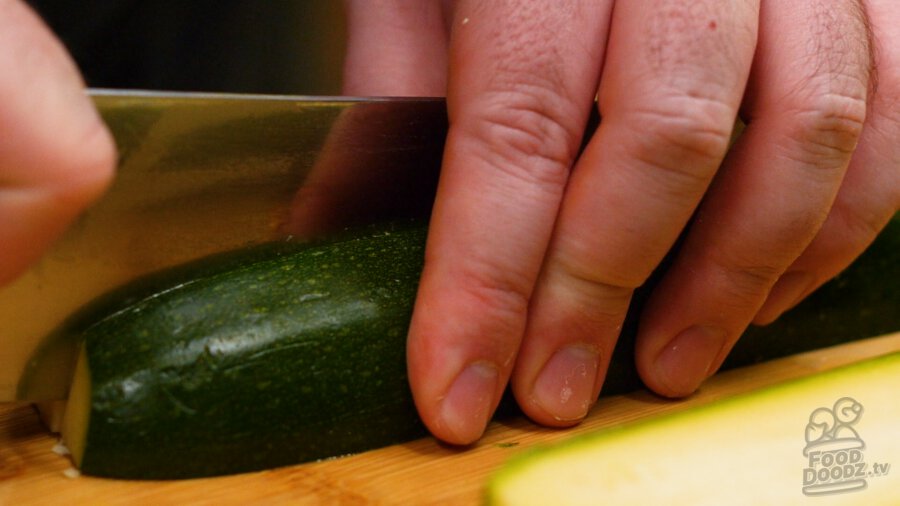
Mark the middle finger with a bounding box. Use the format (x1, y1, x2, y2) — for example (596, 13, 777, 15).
(511, 0, 759, 425)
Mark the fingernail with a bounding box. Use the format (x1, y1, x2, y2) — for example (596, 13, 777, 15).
(533, 345, 600, 422)
(438, 361, 499, 444)
(654, 325, 726, 396)
(754, 271, 814, 325)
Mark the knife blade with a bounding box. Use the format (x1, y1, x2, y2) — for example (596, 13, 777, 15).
(1, 90, 447, 401)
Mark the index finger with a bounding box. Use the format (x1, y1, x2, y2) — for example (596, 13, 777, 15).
(406, 0, 613, 444)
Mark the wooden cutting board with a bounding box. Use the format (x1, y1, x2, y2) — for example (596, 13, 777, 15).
(2, 331, 899, 505)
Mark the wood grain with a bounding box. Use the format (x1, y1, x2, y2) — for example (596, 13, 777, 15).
(2, 332, 899, 506)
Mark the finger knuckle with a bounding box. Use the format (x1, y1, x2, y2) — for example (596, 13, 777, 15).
(461, 88, 580, 191)
(548, 254, 638, 326)
(713, 255, 783, 308)
(624, 95, 735, 190)
(639, 102, 733, 163)
(456, 258, 532, 334)
(766, 0, 872, 173)
(786, 90, 868, 168)
(831, 197, 896, 243)
(553, 244, 651, 293)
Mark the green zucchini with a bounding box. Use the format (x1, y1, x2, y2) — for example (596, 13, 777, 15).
(50, 216, 900, 479)
(486, 351, 900, 505)
(62, 223, 429, 479)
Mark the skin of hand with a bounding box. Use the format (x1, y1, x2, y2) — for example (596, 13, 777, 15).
(344, 0, 900, 444)
(0, 0, 116, 285)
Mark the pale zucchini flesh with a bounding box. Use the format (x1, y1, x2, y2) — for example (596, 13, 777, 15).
(487, 352, 900, 505)
(60, 346, 91, 469)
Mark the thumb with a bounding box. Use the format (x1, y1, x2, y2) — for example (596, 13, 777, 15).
(0, 0, 116, 284)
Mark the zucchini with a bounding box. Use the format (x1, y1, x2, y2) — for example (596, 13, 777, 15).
(486, 351, 900, 505)
(49, 216, 900, 479)
(62, 223, 429, 479)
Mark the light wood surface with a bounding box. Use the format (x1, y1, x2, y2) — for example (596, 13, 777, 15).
(2, 332, 899, 505)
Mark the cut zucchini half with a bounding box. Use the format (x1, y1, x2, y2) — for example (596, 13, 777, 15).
(487, 352, 900, 505)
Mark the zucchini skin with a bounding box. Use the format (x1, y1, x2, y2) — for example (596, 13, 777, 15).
(602, 214, 900, 395)
(71, 216, 899, 479)
(78, 224, 428, 479)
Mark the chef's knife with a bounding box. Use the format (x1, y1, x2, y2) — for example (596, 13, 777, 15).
(1, 90, 448, 401)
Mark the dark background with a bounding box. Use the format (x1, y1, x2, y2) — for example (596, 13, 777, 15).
(27, 1, 347, 95)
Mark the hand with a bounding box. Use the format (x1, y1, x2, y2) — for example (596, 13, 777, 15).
(0, 0, 116, 285)
(344, 0, 900, 445)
